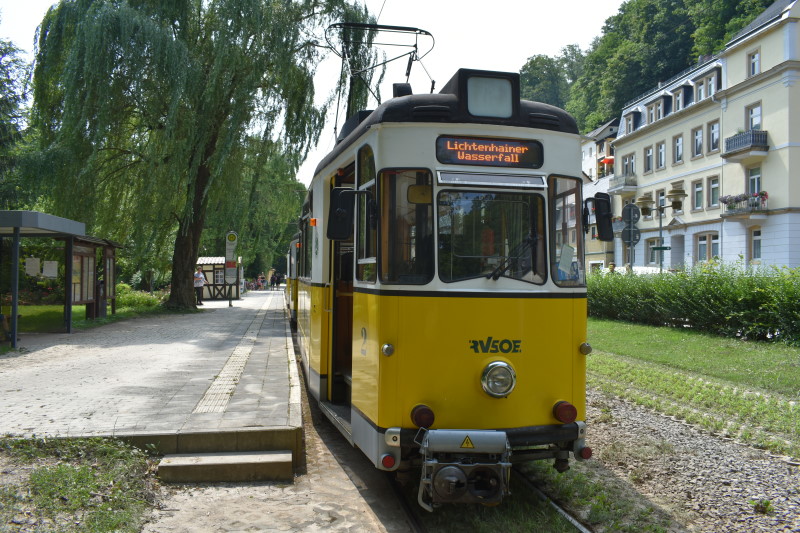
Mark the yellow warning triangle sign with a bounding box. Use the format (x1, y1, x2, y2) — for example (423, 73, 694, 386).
(460, 435, 475, 449)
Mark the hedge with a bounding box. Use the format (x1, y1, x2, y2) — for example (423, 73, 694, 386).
(587, 262, 800, 345)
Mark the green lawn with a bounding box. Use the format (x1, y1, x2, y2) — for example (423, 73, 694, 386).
(587, 317, 800, 458)
(588, 317, 800, 397)
(3, 305, 86, 333)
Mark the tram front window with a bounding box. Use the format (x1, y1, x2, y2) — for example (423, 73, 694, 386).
(437, 191, 546, 283)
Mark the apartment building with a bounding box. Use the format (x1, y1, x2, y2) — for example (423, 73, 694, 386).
(606, 0, 800, 271)
(582, 119, 619, 271)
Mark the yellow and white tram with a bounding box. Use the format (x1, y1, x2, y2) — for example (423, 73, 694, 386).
(294, 68, 613, 510)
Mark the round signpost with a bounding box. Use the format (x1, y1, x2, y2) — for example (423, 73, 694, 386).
(225, 231, 238, 306)
(622, 203, 641, 225)
(621, 226, 641, 246)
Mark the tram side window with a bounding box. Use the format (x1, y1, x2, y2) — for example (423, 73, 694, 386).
(548, 176, 585, 287)
(356, 145, 377, 282)
(380, 169, 434, 284)
(302, 219, 313, 278)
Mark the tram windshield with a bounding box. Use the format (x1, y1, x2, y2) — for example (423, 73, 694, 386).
(437, 191, 546, 283)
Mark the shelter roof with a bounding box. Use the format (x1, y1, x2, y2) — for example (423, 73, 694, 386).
(197, 257, 225, 265)
(0, 210, 85, 237)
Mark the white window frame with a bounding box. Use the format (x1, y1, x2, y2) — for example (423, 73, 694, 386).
(673, 135, 683, 164)
(692, 127, 703, 157)
(657, 142, 666, 169)
(748, 49, 760, 77)
(692, 180, 703, 210)
(751, 228, 762, 262)
(746, 103, 762, 131)
(697, 232, 720, 261)
(708, 177, 719, 208)
(644, 146, 653, 173)
(708, 121, 720, 152)
(748, 167, 762, 195)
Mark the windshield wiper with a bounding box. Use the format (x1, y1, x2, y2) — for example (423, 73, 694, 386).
(486, 235, 535, 281)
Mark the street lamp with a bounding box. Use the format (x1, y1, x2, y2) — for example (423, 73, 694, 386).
(635, 188, 688, 273)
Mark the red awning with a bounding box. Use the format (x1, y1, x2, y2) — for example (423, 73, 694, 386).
(600, 156, 614, 164)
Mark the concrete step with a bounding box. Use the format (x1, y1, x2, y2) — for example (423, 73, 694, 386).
(157, 450, 294, 483)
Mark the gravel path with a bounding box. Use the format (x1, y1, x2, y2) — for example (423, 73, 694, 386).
(586, 388, 800, 532)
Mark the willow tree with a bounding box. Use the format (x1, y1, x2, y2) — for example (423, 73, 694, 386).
(30, 0, 355, 308)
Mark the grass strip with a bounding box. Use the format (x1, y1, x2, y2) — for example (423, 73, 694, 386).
(0, 437, 156, 532)
(587, 351, 800, 458)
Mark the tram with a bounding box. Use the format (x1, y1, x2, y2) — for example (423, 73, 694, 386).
(285, 233, 300, 330)
(293, 68, 614, 511)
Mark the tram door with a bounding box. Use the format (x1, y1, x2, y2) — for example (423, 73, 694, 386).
(330, 165, 355, 407)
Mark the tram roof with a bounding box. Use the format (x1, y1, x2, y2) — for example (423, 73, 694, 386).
(315, 68, 578, 176)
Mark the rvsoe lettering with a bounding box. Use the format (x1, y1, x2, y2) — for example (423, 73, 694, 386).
(468, 337, 522, 354)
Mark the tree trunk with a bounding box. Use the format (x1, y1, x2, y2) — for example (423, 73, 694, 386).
(165, 159, 212, 309)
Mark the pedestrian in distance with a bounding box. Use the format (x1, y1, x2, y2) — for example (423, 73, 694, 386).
(607, 262, 618, 274)
(193, 266, 206, 305)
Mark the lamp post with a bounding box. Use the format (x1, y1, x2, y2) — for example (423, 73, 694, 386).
(635, 188, 688, 273)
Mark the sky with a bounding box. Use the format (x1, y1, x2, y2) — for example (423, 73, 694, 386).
(0, 0, 625, 184)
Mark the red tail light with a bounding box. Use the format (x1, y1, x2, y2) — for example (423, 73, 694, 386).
(578, 446, 593, 460)
(411, 404, 435, 428)
(553, 401, 578, 424)
(381, 454, 396, 469)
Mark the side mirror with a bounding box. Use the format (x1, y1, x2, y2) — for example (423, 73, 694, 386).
(584, 192, 614, 242)
(327, 187, 376, 240)
(327, 188, 356, 240)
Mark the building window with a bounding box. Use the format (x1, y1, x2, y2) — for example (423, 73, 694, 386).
(746, 103, 762, 130)
(673, 90, 683, 111)
(657, 142, 666, 169)
(708, 177, 720, 207)
(656, 101, 663, 120)
(644, 146, 653, 173)
(673, 135, 683, 164)
(622, 154, 636, 176)
(748, 50, 760, 77)
(751, 228, 762, 262)
(657, 189, 666, 213)
(692, 181, 703, 210)
(647, 105, 656, 124)
(697, 233, 720, 261)
(748, 167, 762, 195)
(708, 121, 720, 152)
(214, 269, 224, 285)
(707, 74, 717, 97)
(696, 80, 705, 101)
(692, 127, 703, 157)
(625, 115, 634, 134)
(647, 238, 660, 265)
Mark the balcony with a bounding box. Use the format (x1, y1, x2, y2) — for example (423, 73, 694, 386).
(722, 130, 769, 163)
(607, 174, 637, 194)
(719, 192, 769, 219)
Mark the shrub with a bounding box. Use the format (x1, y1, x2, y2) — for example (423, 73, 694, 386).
(587, 263, 800, 345)
(115, 283, 162, 308)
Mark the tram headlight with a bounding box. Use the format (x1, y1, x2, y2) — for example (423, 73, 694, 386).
(481, 361, 516, 398)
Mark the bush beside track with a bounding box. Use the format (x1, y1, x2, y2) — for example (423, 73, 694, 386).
(587, 262, 800, 345)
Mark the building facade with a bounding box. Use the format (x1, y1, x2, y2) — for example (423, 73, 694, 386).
(582, 119, 619, 271)
(606, 0, 800, 271)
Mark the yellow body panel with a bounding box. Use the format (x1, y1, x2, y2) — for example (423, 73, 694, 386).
(297, 281, 330, 378)
(349, 292, 587, 430)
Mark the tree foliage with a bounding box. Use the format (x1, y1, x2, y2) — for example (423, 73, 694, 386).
(520, 0, 777, 133)
(28, 0, 363, 307)
(0, 33, 30, 208)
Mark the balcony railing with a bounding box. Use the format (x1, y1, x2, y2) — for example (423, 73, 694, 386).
(723, 130, 768, 157)
(720, 193, 768, 217)
(608, 174, 637, 190)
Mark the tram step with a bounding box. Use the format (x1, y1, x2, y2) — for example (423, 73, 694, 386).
(157, 450, 293, 483)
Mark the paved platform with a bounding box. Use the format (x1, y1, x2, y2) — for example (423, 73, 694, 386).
(0, 291, 301, 466)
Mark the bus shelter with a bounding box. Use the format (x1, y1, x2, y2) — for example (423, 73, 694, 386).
(0, 211, 119, 348)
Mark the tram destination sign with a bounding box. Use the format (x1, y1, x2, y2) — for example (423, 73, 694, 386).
(436, 136, 543, 169)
